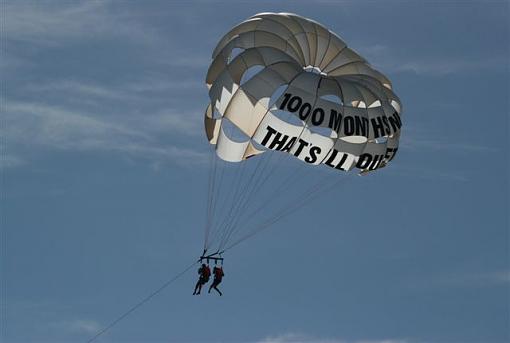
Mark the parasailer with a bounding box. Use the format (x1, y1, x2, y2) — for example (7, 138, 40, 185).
(208, 265, 225, 296)
(193, 263, 211, 295)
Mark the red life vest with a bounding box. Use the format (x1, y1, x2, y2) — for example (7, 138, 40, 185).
(203, 266, 211, 278)
(214, 267, 223, 279)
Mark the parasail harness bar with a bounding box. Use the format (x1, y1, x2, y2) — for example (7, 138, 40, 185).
(199, 250, 224, 265)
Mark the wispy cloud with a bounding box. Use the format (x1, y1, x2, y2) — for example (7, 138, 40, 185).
(3, 2, 211, 170)
(4, 1, 209, 69)
(4, 1, 158, 46)
(158, 55, 212, 69)
(21, 78, 204, 136)
(0, 52, 34, 72)
(404, 270, 510, 291)
(398, 123, 496, 155)
(492, 270, 510, 283)
(384, 131, 493, 182)
(142, 109, 201, 135)
(50, 319, 101, 335)
(358, 44, 505, 76)
(0, 154, 26, 170)
(256, 333, 409, 343)
(387, 166, 469, 183)
(4, 101, 148, 146)
(391, 60, 485, 75)
(437, 270, 510, 287)
(24, 81, 129, 101)
(3, 101, 206, 167)
(400, 136, 496, 154)
(24, 79, 203, 100)
(7, 299, 91, 338)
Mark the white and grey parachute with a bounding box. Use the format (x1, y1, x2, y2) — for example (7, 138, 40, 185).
(202, 13, 402, 255)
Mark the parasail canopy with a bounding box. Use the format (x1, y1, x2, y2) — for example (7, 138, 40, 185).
(205, 12, 402, 174)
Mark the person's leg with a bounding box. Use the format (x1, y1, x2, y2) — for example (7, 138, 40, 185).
(193, 280, 200, 295)
(213, 281, 222, 295)
(208, 280, 217, 293)
(213, 285, 222, 296)
(196, 278, 205, 294)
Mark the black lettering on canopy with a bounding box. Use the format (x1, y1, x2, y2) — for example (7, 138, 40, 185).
(344, 116, 355, 135)
(260, 126, 277, 146)
(382, 116, 391, 135)
(344, 116, 368, 137)
(384, 147, 398, 162)
(281, 137, 297, 152)
(324, 149, 338, 168)
(356, 153, 385, 170)
(335, 153, 349, 170)
(305, 146, 321, 163)
(311, 108, 325, 126)
(287, 96, 302, 112)
(299, 103, 311, 120)
(268, 132, 290, 150)
(293, 139, 309, 157)
(388, 112, 402, 132)
(279, 93, 291, 110)
(328, 109, 342, 133)
(324, 149, 348, 170)
(354, 116, 369, 137)
(356, 154, 372, 169)
(368, 155, 383, 170)
(371, 117, 385, 139)
(278, 93, 348, 132)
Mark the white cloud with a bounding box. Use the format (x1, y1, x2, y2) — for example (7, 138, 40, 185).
(2, 101, 206, 167)
(386, 166, 469, 183)
(24, 78, 203, 100)
(158, 55, 211, 69)
(384, 130, 493, 182)
(25, 81, 128, 100)
(491, 270, 510, 283)
(142, 109, 201, 135)
(47, 319, 101, 335)
(4, 101, 148, 146)
(398, 124, 496, 155)
(255, 333, 409, 343)
(447, 270, 510, 286)
(22, 79, 204, 137)
(66, 319, 101, 334)
(391, 58, 504, 75)
(405, 270, 510, 290)
(355, 44, 389, 59)
(21, 78, 205, 136)
(3, 1, 210, 171)
(4, 1, 158, 46)
(0, 154, 26, 169)
(3, 2, 207, 69)
(357, 44, 504, 76)
(0, 52, 34, 72)
(400, 136, 495, 154)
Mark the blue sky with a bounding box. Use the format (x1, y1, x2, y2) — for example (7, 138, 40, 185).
(1, 1, 509, 343)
